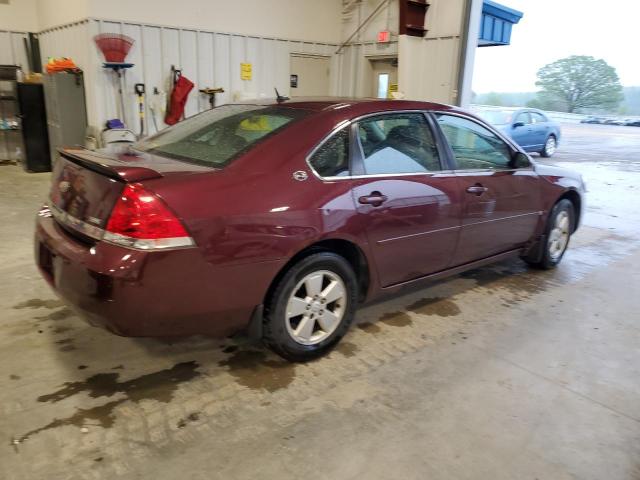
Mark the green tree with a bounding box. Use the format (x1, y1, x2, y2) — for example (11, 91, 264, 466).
(533, 56, 623, 113)
(484, 92, 504, 106)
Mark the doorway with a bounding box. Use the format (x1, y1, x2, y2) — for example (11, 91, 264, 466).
(370, 58, 397, 98)
(289, 54, 330, 97)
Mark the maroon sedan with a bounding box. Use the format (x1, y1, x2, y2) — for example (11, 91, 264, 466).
(35, 99, 585, 361)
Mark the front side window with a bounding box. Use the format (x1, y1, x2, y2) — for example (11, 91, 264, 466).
(134, 105, 309, 167)
(436, 114, 513, 170)
(514, 112, 531, 125)
(356, 113, 441, 175)
(530, 112, 547, 123)
(308, 127, 351, 177)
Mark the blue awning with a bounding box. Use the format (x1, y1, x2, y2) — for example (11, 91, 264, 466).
(479, 0, 523, 47)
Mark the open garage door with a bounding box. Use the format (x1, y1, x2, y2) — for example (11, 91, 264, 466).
(370, 58, 398, 98)
(289, 54, 330, 97)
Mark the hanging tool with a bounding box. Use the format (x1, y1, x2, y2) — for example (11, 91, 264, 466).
(134, 83, 146, 137)
(199, 87, 225, 109)
(112, 65, 131, 125)
(165, 67, 194, 125)
(149, 87, 160, 132)
(94, 33, 135, 126)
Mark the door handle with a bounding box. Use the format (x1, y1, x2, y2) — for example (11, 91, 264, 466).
(466, 184, 488, 195)
(358, 191, 388, 207)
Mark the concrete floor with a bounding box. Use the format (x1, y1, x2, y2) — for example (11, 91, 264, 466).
(1, 123, 639, 480)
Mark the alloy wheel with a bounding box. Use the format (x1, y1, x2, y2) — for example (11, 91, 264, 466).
(545, 136, 557, 156)
(548, 210, 570, 260)
(285, 270, 347, 345)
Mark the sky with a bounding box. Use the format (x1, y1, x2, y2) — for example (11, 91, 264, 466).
(472, 0, 640, 93)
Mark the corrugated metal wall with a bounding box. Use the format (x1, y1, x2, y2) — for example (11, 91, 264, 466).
(3, 16, 403, 134)
(0, 29, 31, 69)
(87, 19, 339, 133)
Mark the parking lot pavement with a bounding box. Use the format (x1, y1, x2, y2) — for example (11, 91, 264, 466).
(1, 124, 639, 480)
(553, 122, 640, 163)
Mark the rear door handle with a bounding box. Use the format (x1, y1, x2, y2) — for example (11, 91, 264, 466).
(466, 184, 488, 195)
(358, 191, 388, 207)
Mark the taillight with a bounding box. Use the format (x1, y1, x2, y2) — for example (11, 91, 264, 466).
(104, 183, 194, 250)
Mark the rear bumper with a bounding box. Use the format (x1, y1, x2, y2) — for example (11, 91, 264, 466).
(35, 215, 282, 337)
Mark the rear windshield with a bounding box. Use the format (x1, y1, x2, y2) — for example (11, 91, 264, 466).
(134, 104, 309, 167)
(474, 109, 512, 126)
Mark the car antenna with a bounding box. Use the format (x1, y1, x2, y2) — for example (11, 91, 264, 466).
(275, 87, 289, 104)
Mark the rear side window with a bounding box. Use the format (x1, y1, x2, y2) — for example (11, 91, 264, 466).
(134, 105, 309, 167)
(309, 127, 350, 177)
(356, 113, 441, 174)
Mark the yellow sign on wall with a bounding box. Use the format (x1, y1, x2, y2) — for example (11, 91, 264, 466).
(240, 63, 252, 80)
(388, 83, 398, 98)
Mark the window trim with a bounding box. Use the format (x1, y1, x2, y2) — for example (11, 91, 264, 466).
(430, 110, 534, 173)
(305, 110, 452, 181)
(305, 120, 354, 180)
(305, 109, 534, 182)
(352, 111, 446, 177)
(514, 111, 532, 125)
(529, 111, 548, 124)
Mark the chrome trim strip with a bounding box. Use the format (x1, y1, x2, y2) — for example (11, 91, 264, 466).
(453, 167, 534, 174)
(103, 231, 195, 250)
(48, 201, 195, 251)
(377, 224, 462, 244)
(320, 170, 457, 181)
(304, 108, 534, 182)
(464, 211, 542, 227)
(50, 203, 104, 241)
(376, 211, 542, 245)
(305, 109, 453, 181)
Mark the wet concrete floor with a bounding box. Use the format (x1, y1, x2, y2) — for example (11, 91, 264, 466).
(0, 123, 639, 479)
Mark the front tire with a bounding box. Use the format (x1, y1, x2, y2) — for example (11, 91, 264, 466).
(540, 135, 557, 157)
(526, 199, 574, 269)
(263, 252, 358, 362)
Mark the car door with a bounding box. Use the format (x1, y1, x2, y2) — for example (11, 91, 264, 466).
(529, 111, 550, 148)
(510, 111, 535, 149)
(349, 112, 462, 287)
(433, 113, 543, 266)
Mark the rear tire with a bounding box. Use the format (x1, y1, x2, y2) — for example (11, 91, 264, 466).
(263, 252, 358, 362)
(526, 199, 574, 269)
(540, 135, 557, 157)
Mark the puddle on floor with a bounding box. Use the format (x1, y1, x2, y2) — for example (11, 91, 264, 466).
(13, 299, 64, 310)
(38, 361, 201, 404)
(407, 297, 461, 317)
(379, 311, 413, 327)
(218, 350, 296, 392)
(17, 362, 202, 443)
(17, 400, 126, 442)
(176, 412, 201, 429)
(34, 308, 73, 322)
(334, 341, 359, 358)
(357, 322, 382, 334)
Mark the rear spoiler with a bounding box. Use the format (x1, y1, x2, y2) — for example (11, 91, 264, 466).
(59, 147, 163, 182)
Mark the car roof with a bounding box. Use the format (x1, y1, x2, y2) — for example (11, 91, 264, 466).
(233, 96, 464, 114)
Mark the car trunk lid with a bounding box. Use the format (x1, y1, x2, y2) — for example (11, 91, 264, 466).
(49, 146, 211, 231)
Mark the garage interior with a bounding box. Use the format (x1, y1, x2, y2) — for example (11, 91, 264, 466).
(1, 1, 639, 479)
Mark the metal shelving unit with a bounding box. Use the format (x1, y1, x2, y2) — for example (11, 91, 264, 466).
(0, 65, 23, 164)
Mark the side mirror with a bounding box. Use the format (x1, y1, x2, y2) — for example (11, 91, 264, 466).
(511, 151, 531, 169)
(513, 121, 525, 128)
